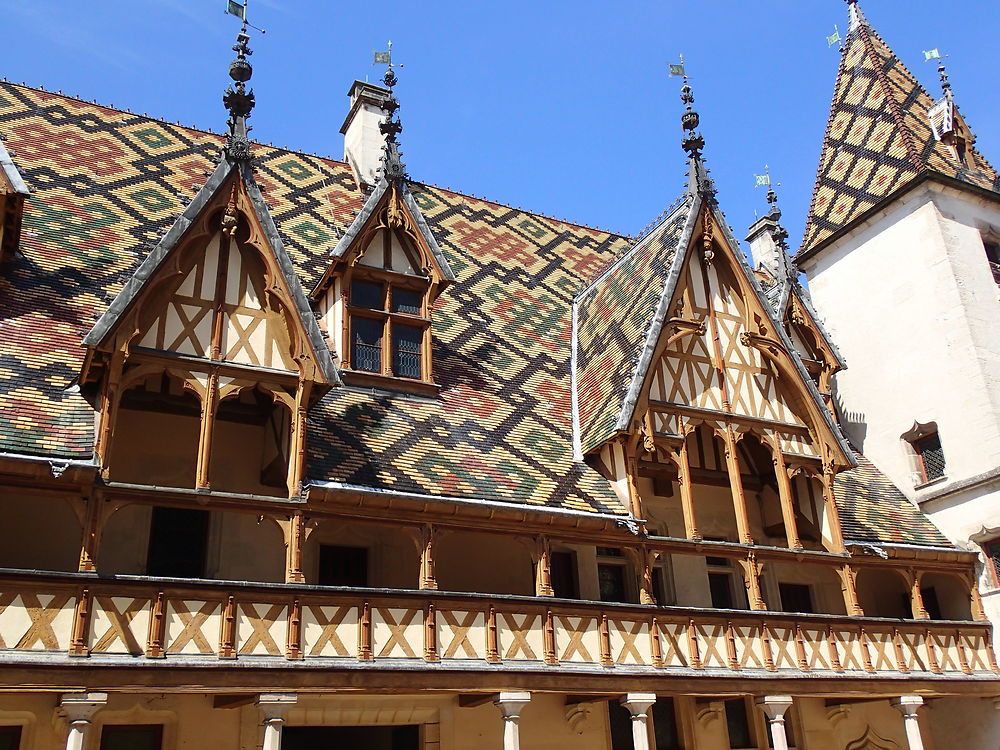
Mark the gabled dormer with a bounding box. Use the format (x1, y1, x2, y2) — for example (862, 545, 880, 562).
(0, 135, 29, 263)
(79, 31, 337, 498)
(312, 67, 454, 395)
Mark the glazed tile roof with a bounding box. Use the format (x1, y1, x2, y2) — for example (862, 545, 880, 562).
(0, 81, 956, 543)
(799, 10, 999, 256)
(0, 81, 630, 514)
(835, 451, 951, 547)
(574, 198, 691, 454)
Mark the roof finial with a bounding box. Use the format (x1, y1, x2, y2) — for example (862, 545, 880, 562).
(222, 26, 256, 161)
(671, 56, 714, 197)
(845, 0, 866, 33)
(372, 41, 406, 181)
(763, 176, 794, 279)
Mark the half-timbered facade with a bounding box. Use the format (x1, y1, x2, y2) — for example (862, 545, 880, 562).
(0, 4, 997, 750)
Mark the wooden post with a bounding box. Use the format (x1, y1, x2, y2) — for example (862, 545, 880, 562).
(738, 551, 767, 610)
(146, 591, 166, 658)
(907, 570, 929, 620)
(285, 380, 312, 498)
(219, 595, 237, 658)
(723, 427, 754, 545)
(676, 437, 701, 540)
(424, 602, 438, 662)
(771, 447, 803, 550)
(68, 589, 92, 657)
(359, 601, 373, 660)
(533, 535, 553, 597)
(285, 513, 306, 584)
(486, 606, 500, 663)
(837, 564, 863, 616)
(624, 441, 644, 523)
(94, 351, 125, 477)
(820, 464, 847, 553)
(636, 547, 657, 605)
(967, 574, 987, 621)
(286, 598, 302, 660)
(420, 524, 439, 590)
(78, 494, 103, 573)
(195, 372, 219, 490)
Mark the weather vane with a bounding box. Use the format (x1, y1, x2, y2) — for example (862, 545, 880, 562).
(754, 164, 778, 189)
(668, 53, 686, 80)
(373, 41, 404, 90)
(225, 0, 266, 35)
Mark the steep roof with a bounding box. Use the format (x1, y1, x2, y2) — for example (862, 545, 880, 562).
(574, 196, 693, 454)
(798, 4, 999, 258)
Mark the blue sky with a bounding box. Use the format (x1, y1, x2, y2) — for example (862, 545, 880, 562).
(1, 0, 998, 249)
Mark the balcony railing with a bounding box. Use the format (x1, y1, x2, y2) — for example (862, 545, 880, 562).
(0, 570, 995, 680)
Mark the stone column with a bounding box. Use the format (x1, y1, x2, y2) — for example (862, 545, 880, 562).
(756, 696, 793, 750)
(494, 692, 531, 750)
(621, 693, 657, 750)
(892, 696, 925, 750)
(59, 692, 108, 750)
(258, 693, 297, 750)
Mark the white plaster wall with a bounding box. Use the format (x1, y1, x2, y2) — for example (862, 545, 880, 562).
(802, 184, 1000, 506)
(344, 100, 387, 188)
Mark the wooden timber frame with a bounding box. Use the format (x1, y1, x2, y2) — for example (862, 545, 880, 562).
(79, 174, 333, 499)
(311, 181, 453, 394)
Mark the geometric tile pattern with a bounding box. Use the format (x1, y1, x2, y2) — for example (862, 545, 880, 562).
(799, 17, 998, 255)
(0, 81, 955, 539)
(575, 199, 690, 454)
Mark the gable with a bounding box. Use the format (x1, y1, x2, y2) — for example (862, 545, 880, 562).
(83, 163, 338, 386)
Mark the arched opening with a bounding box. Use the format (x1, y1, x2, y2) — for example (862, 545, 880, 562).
(790, 471, 827, 551)
(215, 513, 285, 583)
(856, 567, 911, 619)
(734, 433, 781, 545)
(211, 385, 292, 496)
(919, 572, 973, 621)
(108, 371, 200, 487)
(686, 424, 742, 543)
(436, 531, 533, 596)
(767, 560, 847, 615)
(0, 492, 79, 572)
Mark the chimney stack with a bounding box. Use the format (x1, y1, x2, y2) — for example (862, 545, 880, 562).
(745, 212, 788, 282)
(340, 80, 390, 191)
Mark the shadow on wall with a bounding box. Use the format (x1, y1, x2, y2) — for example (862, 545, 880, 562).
(834, 386, 867, 452)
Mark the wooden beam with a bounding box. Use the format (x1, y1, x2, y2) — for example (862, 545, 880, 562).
(213, 694, 258, 709)
(459, 693, 500, 708)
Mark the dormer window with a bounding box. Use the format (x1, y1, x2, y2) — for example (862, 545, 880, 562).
(313, 181, 455, 395)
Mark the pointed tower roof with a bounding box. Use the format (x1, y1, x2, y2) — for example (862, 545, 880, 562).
(798, 0, 999, 259)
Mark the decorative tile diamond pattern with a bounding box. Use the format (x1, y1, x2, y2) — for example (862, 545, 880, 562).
(800, 20, 998, 254)
(575, 201, 691, 454)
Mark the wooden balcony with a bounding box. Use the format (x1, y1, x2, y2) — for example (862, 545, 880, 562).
(0, 570, 996, 686)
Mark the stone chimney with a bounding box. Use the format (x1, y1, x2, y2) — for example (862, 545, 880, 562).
(340, 80, 391, 191)
(745, 212, 787, 282)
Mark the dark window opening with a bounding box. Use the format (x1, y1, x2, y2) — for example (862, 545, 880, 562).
(724, 699, 753, 749)
(608, 700, 634, 750)
(100, 726, 163, 750)
(283, 725, 418, 750)
(986, 540, 1000, 587)
(146, 507, 209, 578)
(392, 323, 423, 379)
(0, 727, 22, 750)
(351, 280, 385, 310)
(352, 317, 383, 373)
(651, 567, 673, 606)
(318, 544, 368, 587)
(778, 583, 814, 614)
(985, 238, 1000, 284)
(550, 550, 579, 599)
(709, 571, 736, 609)
(914, 432, 945, 483)
(921, 586, 943, 620)
(391, 287, 422, 315)
(651, 698, 682, 750)
(599, 563, 628, 603)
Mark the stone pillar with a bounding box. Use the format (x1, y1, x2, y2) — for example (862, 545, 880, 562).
(756, 696, 793, 750)
(892, 696, 925, 750)
(59, 692, 108, 750)
(258, 693, 297, 750)
(621, 693, 657, 750)
(494, 691, 531, 750)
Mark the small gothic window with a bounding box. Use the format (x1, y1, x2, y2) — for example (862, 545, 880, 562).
(984, 539, 1000, 587)
(914, 432, 945, 483)
(982, 236, 1000, 285)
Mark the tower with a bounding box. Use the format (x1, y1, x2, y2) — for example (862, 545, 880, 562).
(796, 0, 1000, 619)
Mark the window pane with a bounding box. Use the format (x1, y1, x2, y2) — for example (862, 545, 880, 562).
(550, 551, 579, 599)
(989, 542, 1000, 583)
(709, 571, 735, 609)
(318, 545, 368, 587)
(724, 699, 753, 749)
(608, 700, 634, 750)
(391, 287, 422, 315)
(100, 726, 162, 750)
(916, 433, 945, 480)
(352, 317, 383, 373)
(652, 698, 681, 750)
(598, 563, 627, 603)
(351, 280, 384, 310)
(392, 324, 423, 379)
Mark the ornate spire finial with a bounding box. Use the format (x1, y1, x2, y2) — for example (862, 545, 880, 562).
(671, 56, 714, 197)
(937, 60, 952, 96)
(765, 179, 793, 277)
(222, 29, 256, 161)
(372, 41, 406, 181)
(845, 0, 866, 33)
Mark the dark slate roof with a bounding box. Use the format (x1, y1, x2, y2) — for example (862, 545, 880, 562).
(574, 196, 692, 454)
(836, 451, 951, 547)
(798, 7, 999, 257)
